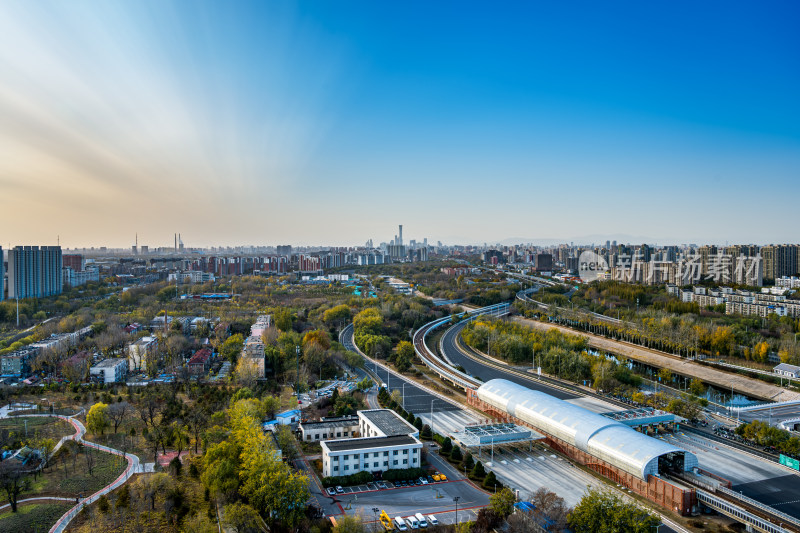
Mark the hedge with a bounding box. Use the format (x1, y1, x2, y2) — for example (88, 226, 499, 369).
(321, 471, 373, 488)
(382, 467, 427, 482)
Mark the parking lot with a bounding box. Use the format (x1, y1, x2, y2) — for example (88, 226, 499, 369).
(334, 479, 490, 526)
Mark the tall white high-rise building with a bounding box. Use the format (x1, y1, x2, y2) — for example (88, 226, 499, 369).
(7, 246, 63, 299)
(0, 246, 4, 301)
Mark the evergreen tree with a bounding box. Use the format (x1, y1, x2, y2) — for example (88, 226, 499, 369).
(421, 424, 432, 440)
(450, 445, 463, 462)
(441, 437, 453, 455)
(472, 461, 486, 479)
(463, 451, 474, 471)
(483, 471, 498, 490)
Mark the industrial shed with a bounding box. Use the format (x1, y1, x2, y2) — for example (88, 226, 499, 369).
(475, 379, 698, 480)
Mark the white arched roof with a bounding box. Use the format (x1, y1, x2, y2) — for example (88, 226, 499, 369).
(477, 379, 697, 479)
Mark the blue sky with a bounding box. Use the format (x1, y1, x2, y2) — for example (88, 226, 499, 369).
(0, 1, 798, 248)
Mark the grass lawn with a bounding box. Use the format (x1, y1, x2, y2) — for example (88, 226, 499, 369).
(23, 446, 127, 499)
(0, 416, 75, 447)
(0, 501, 73, 533)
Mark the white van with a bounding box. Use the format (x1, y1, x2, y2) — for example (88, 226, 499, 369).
(405, 516, 420, 529)
(415, 513, 428, 527)
(394, 517, 408, 531)
(427, 515, 439, 526)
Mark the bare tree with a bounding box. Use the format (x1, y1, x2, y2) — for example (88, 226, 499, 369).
(186, 408, 208, 454)
(529, 487, 571, 531)
(83, 444, 96, 476)
(107, 401, 132, 434)
(0, 461, 30, 512)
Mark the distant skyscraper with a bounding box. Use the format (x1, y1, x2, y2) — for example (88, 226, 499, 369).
(398, 224, 403, 247)
(0, 246, 4, 302)
(7, 246, 63, 299)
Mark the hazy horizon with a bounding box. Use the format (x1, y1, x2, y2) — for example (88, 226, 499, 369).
(2, 1, 798, 248)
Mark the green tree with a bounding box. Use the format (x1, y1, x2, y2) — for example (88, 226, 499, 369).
(116, 484, 130, 510)
(420, 424, 432, 440)
(489, 487, 516, 518)
(483, 470, 498, 490)
(224, 502, 266, 533)
(220, 334, 244, 364)
(98, 494, 110, 513)
(441, 437, 453, 455)
(87, 402, 110, 436)
(396, 341, 415, 360)
(450, 445, 463, 462)
(689, 378, 705, 396)
(472, 461, 486, 479)
(569, 488, 660, 533)
(274, 309, 296, 332)
(463, 451, 474, 471)
(323, 305, 352, 330)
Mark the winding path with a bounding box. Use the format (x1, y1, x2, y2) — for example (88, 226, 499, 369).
(0, 406, 144, 533)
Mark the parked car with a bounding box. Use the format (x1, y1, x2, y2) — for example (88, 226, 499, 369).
(326, 487, 336, 496)
(335, 486, 344, 494)
(427, 515, 439, 526)
(426, 475, 434, 483)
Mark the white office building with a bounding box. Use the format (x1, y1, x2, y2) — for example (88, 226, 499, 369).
(320, 409, 422, 477)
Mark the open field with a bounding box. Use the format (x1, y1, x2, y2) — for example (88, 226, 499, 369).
(0, 502, 73, 533)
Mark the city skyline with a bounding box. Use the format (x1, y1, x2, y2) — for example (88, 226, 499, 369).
(1, 1, 798, 247)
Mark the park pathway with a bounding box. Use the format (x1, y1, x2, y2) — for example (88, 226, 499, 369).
(0, 404, 146, 533)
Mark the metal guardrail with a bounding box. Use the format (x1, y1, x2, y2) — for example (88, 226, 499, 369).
(516, 288, 622, 325)
(696, 490, 793, 533)
(717, 486, 800, 530)
(413, 303, 510, 391)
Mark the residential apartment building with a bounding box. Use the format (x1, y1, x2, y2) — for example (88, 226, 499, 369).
(63, 267, 100, 288)
(0, 348, 37, 376)
(762, 245, 799, 281)
(128, 336, 158, 372)
(7, 246, 63, 299)
(776, 277, 800, 290)
(90, 358, 128, 383)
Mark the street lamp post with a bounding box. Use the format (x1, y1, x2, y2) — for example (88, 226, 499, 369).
(453, 496, 460, 525)
(431, 399, 436, 435)
(372, 507, 380, 532)
(295, 345, 300, 392)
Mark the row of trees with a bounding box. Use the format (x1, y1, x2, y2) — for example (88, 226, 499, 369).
(736, 420, 800, 455)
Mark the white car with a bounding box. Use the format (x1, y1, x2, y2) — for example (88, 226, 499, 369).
(427, 515, 439, 526)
